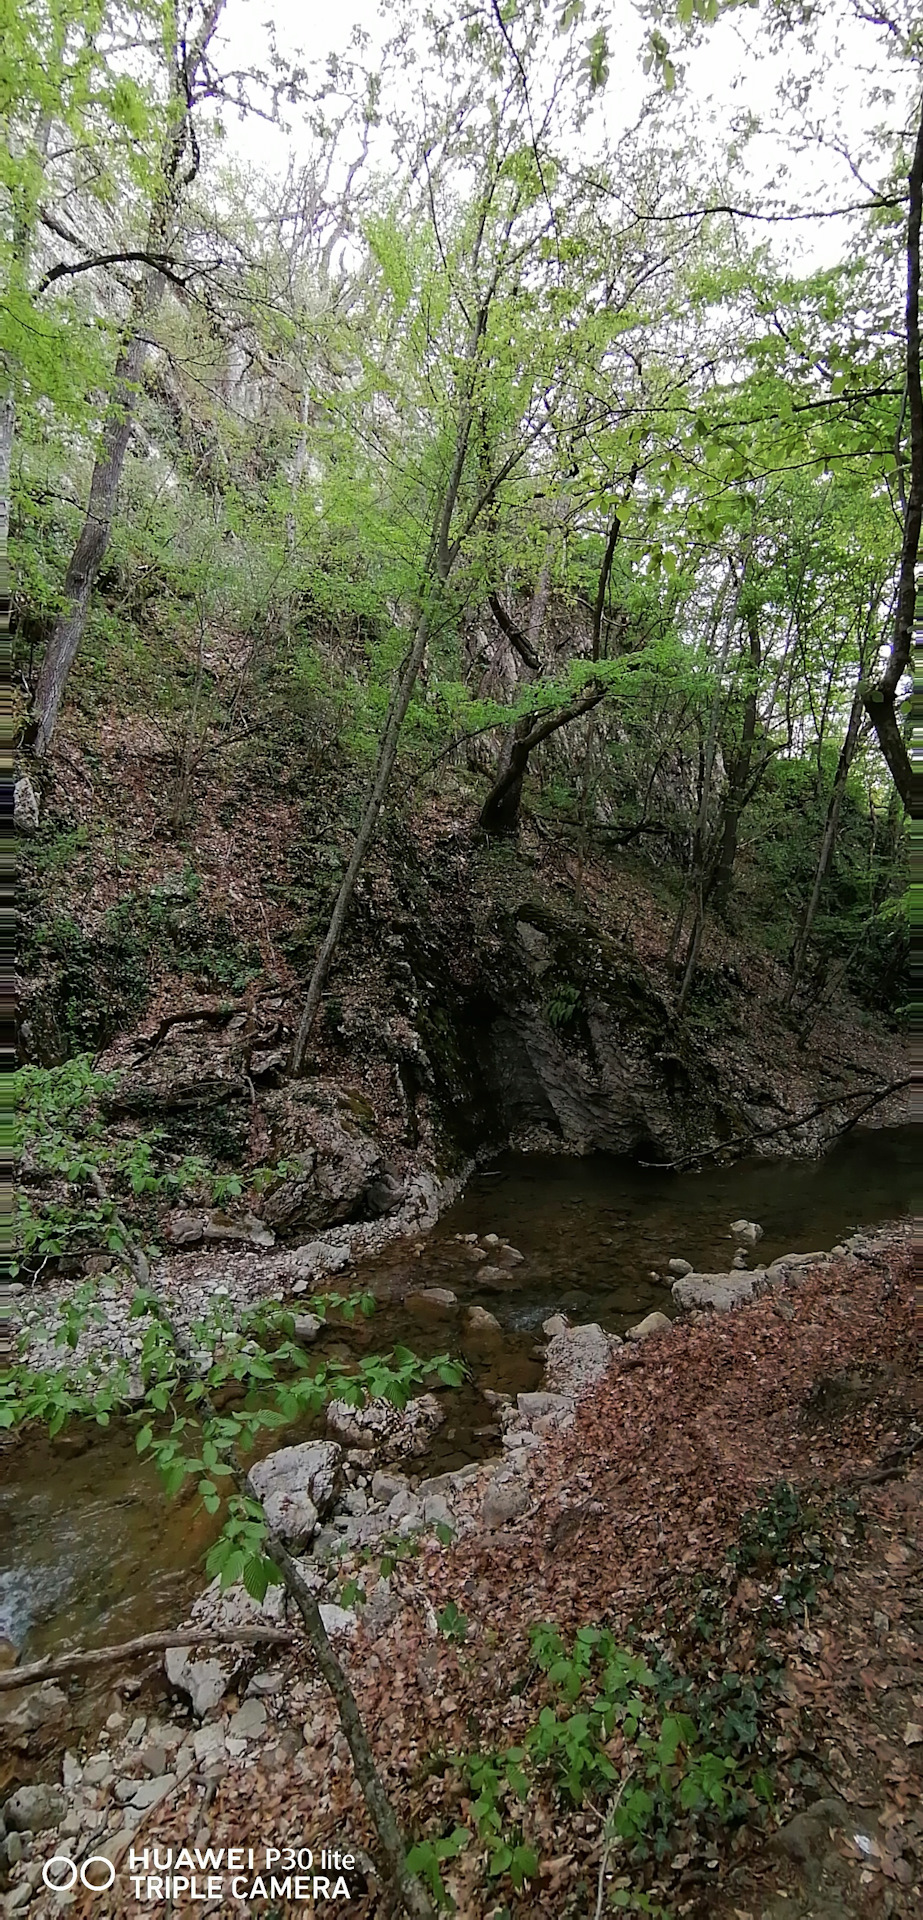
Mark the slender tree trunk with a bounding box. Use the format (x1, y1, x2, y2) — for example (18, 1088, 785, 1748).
(30, 290, 163, 753)
(291, 612, 432, 1072)
(863, 96, 923, 812)
(676, 560, 748, 1013)
(0, 391, 12, 582)
(29, 0, 226, 756)
(708, 606, 761, 916)
(784, 682, 866, 1005)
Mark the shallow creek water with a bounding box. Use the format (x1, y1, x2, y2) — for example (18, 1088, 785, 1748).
(0, 1125, 913, 1666)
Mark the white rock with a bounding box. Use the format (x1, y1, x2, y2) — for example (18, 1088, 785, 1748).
(164, 1651, 231, 1718)
(248, 1440, 343, 1550)
(672, 1270, 770, 1313)
(129, 1775, 175, 1810)
(516, 1390, 574, 1422)
(227, 1699, 267, 1740)
(729, 1219, 763, 1244)
(318, 1605, 357, 1638)
(465, 1305, 501, 1332)
(4, 1784, 65, 1832)
(14, 778, 39, 836)
(246, 1670, 284, 1698)
(192, 1725, 226, 1767)
(544, 1322, 619, 1395)
(626, 1311, 672, 1341)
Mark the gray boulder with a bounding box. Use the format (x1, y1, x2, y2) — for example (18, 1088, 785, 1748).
(164, 1651, 231, 1718)
(668, 1258, 693, 1278)
(465, 1305, 501, 1332)
(4, 1783, 66, 1832)
(481, 1475, 530, 1528)
(248, 1440, 343, 1550)
(0, 1684, 67, 1735)
(672, 1269, 771, 1312)
(405, 1287, 457, 1310)
(516, 1390, 574, 1422)
(544, 1322, 620, 1395)
(729, 1219, 763, 1244)
(14, 778, 39, 837)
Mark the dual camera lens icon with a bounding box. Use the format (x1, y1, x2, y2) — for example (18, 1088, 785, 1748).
(42, 1856, 117, 1892)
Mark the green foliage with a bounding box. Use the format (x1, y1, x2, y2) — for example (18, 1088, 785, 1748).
(21, 867, 259, 1056)
(436, 1601, 468, 1643)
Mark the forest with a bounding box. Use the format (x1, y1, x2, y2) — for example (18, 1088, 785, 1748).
(3, 1, 918, 1918)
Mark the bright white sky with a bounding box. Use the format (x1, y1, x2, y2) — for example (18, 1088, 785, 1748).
(213, 0, 904, 272)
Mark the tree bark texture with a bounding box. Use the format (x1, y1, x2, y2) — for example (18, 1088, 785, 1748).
(290, 612, 431, 1072)
(29, 1, 227, 755)
(708, 606, 762, 916)
(478, 682, 606, 834)
(784, 680, 866, 1003)
(863, 96, 923, 812)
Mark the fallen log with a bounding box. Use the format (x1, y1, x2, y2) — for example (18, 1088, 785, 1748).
(641, 1076, 911, 1172)
(0, 1626, 295, 1693)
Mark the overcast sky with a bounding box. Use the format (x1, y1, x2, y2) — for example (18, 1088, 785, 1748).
(212, 0, 903, 272)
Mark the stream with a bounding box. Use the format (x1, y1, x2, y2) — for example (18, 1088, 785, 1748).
(0, 1125, 913, 1669)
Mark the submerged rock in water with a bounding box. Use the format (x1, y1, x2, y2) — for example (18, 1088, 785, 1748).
(465, 1304, 501, 1332)
(729, 1218, 763, 1244)
(668, 1257, 693, 1277)
(405, 1286, 457, 1310)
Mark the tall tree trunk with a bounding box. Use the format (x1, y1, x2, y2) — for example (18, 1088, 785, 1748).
(708, 606, 761, 916)
(291, 610, 431, 1073)
(676, 558, 748, 1014)
(863, 97, 923, 812)
(28, 0, 226, 756)
(29, 288, 163, 753)
(784, 681, 866, 1005)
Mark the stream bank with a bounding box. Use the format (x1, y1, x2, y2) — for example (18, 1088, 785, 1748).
(3, 1130, 913, 1673)
(3, 1223, 918, 1920)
